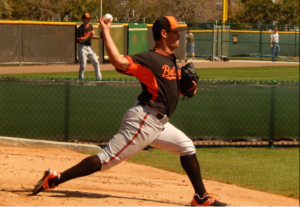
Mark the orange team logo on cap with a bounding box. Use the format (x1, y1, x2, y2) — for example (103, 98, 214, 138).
(164, 16, 180, 30)
(85, 13, 91, 18)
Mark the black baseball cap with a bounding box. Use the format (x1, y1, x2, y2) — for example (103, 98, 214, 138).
(82, 13, 91, 19)
(152, 16, 186, 35)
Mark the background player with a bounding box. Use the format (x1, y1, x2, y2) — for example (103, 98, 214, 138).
(77, 13, 102, 80)
(270, 27, 280, 62)
(32, 15, 227, 206)
(185, 28, 195, 61)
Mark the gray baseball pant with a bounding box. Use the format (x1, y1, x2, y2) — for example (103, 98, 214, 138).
(97, 101, 196, 171)
(78, 44, 102, 80)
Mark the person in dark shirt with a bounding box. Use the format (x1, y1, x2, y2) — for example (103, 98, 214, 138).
(77, 13, 102, 80)
(32, 15, 227, 207)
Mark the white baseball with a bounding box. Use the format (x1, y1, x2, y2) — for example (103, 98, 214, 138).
(104, 13, 113, 21)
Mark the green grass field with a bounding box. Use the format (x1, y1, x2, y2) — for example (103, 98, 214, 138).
(1, 66, 299, 82)
(197, 66, 299, 82)
(128, 148, 299, 198)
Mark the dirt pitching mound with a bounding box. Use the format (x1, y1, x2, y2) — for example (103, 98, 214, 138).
(0, 145, 299, 206)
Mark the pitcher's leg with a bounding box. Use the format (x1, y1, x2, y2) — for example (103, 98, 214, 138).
(150, 122, 206, 196)
(33, 104, 163, 195)
(54, 155, 101, 186)
(180, 154, 206, 196)
(149, 122, 195, 156)
(98, 104, 163, 171)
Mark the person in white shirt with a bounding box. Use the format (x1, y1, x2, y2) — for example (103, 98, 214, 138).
(270, 27, 280, 62)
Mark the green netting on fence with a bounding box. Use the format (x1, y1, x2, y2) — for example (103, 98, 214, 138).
(0, 78, 299, 147)
(187, 22, 299, 60)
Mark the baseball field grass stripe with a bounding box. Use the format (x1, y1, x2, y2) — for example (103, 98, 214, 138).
(0, 66, 298, 82)
(128, 148, 299, 199)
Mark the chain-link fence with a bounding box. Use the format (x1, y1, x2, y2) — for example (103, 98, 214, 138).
(186, 22, 299, 61)
(0, 78, 299, 147)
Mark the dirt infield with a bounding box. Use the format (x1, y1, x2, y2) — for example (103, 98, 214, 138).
(0, 145, 299, 206)
(0, 60, 298, 75)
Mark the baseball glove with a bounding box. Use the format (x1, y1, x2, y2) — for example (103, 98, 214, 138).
(180, 62, 199, 98)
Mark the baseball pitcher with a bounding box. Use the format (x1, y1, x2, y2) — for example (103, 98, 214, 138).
(32, 15, 227, 207)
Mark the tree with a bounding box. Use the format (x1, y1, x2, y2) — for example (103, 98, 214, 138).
(10, 0, 30, 20)
(276, 0, 300, 26)
(228, 0, 299, 25)
(102, 0, 152, 22)
(151, 0, 221, 22)
(105, 0, 221, 23)
(1, 0, 298, 26)
(193, 0, 221, 22)
(84, 0, 100, 21)
(25, 0, 58, 21)
(57, 0, 99, 22)
(1, 0, 13, 19)
(228, 0, 274, 24)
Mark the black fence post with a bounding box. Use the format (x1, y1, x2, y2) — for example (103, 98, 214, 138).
(21, 25, 24, 65)
(269, 86, 276, 148)
(294, 31, 297, 59)
(259, 26, 263, 61)
(64, 82, 71, 142)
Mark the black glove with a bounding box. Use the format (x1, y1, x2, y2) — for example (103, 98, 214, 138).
(179, 62, 199, 98)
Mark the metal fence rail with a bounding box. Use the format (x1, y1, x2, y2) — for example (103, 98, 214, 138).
(0, 78, 299, 147)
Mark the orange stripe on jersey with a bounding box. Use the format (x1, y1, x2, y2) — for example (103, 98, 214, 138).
(154, 49, 177, 58)
(102, 113, 150, 166)
(155, 50, 169, 57)
(118, 56, 159, 102)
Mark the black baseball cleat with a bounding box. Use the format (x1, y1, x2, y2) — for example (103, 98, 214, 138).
(32, 169, 60, 195)
(191, 192, 228, 206)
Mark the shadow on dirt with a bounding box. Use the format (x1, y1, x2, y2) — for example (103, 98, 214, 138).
(3, 188, 184, 206)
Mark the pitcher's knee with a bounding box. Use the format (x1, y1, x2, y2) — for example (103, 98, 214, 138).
(178, 139, 196, 156)
(97, 151, 123, 171)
